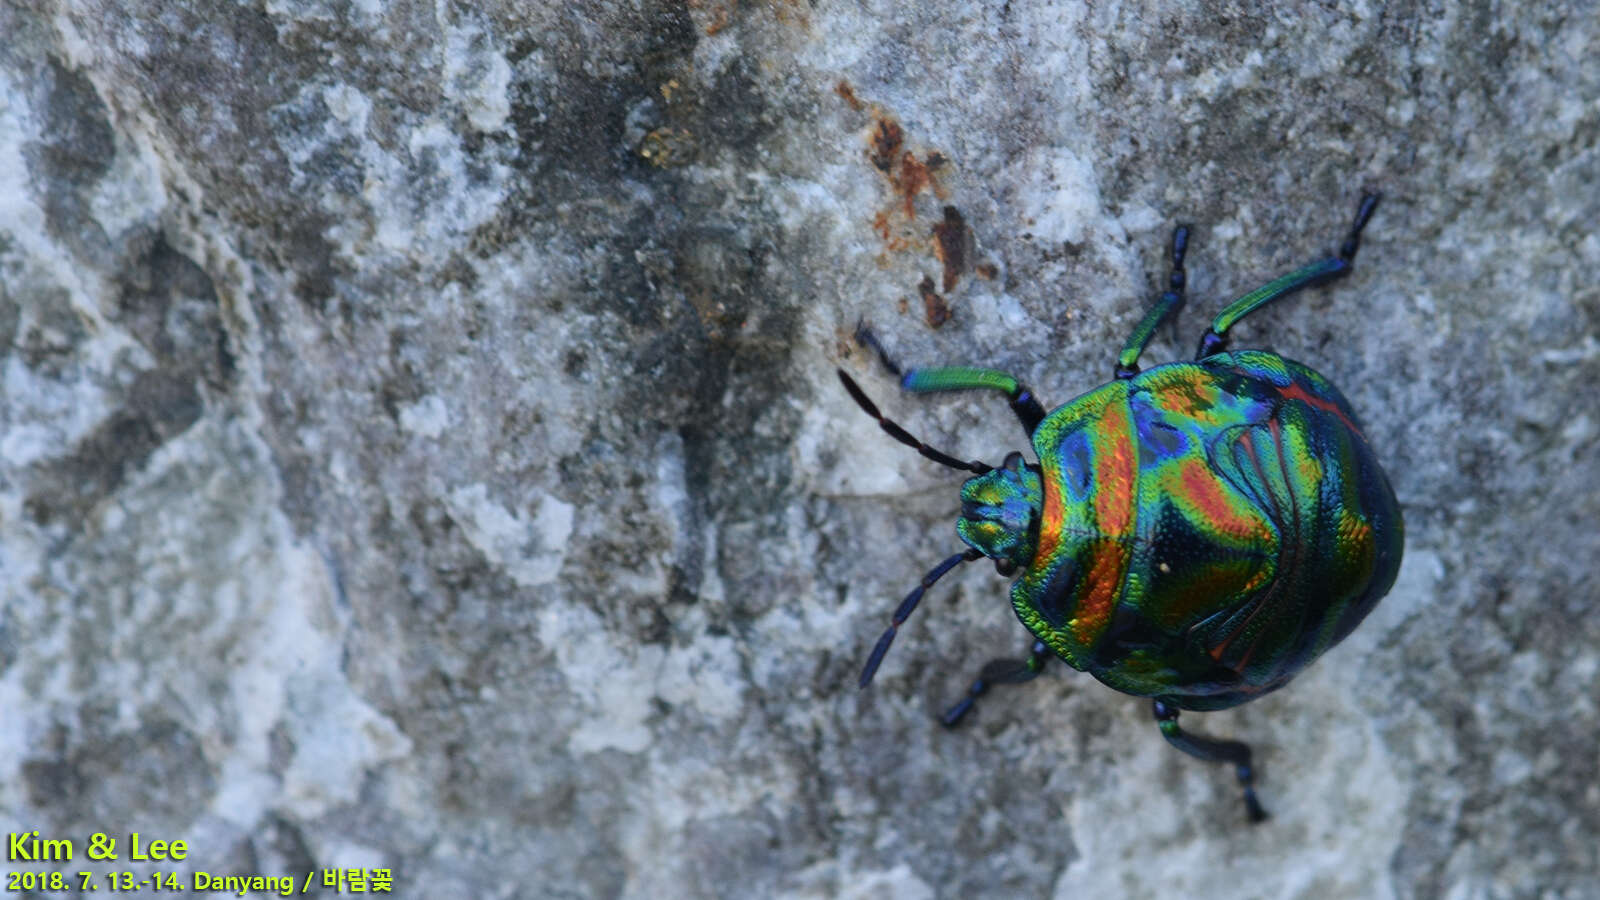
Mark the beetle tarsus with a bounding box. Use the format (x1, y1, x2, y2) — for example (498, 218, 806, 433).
(853, 321, 905, 376)
(1239, 769, 1268, 824)
(1152, 699, 1270, 823)
(1339, 192, 1381, 262)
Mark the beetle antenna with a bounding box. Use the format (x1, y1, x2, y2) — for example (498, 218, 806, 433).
(837, 369, 993, 475)
(859, 548, 984, 688)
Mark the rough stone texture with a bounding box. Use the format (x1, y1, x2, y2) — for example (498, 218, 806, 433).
(2, 1, 1597, 898)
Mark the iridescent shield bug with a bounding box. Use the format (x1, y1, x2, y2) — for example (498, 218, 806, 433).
(840, 194, 1402, 821)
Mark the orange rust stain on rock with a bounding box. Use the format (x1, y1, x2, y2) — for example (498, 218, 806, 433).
(835, 80, 864, 111)
(931, 205, 970, 292)
(865, 115, 943, 217)
(872, 210, 892, 240)
(845, 101, 980, 327)
(871, 210, 917, 253)
(897, 151, 932, 217)
(687, 0, 732, 35)
(918, 276, 952, 328)
(870, 119, 904, 173)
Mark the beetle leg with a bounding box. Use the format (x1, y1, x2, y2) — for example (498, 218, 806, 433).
(940, 640, 1052, 726)
(1151, 699, 1269, 823)
(1116, 224, 1190, 379)
(853, 324, 1046, 437)
(900, 367, 1047, 437)
(853, 321, 906, 376)
(1196, 192, 1381, 359)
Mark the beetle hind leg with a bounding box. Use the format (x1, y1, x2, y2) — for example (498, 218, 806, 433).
(1152, 699, 1269, 823)
(941, 640, 1052, 726)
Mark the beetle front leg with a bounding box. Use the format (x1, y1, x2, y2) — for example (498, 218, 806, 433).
(900, 368, 1046, 437)
(941, 640, 1052, 726)
(853, 324, 1047, 437)
(1151, 699, 1269, 823)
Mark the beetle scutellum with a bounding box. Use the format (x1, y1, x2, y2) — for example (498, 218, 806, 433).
(841, 194, 1402, 821)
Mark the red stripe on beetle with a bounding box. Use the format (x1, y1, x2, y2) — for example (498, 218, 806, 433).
(1071, 401, 1138, 645)
(1276, 380, 1364, 438)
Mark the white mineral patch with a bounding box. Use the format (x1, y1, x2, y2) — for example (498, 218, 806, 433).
(0, 76, 92, 307)
(226, 564, 412, 824)
(186, 434, 413, 823)
(321, 82, 372, 130)
(408, 120, 507, 246)
(654, 429, 689, 548)
(794, 394, 911, 497)
(278, 655, 414, 818)
(1011, 148, 1103, 248)
(652, 630, 744, 718)
(446, 483, 574, 588)
(539, 603, 656, 756)
(1539, 335, 1599, 365)
(444, 23, 511, 133)
(313, 838, 387, 873)
(398, 393, 450, 438)
(89, 130, 168, 237)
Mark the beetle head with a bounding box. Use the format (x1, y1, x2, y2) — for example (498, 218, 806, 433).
(957, 451, 1041, 576)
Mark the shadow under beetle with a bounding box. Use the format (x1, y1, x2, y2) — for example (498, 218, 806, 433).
(839, 193, 1403, 822)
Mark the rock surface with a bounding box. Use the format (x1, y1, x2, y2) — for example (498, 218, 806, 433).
(2, 1, 1597, 897)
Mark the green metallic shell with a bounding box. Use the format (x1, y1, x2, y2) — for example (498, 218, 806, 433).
(1011, 349, 1403, 711)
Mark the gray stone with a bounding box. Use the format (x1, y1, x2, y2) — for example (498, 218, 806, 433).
(2, 1, 1597, 897)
